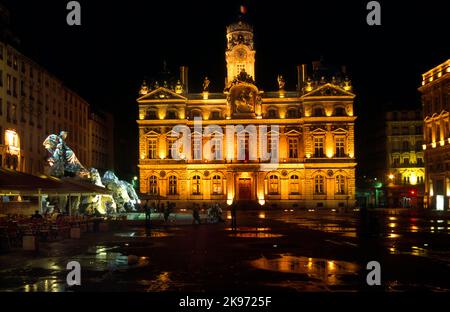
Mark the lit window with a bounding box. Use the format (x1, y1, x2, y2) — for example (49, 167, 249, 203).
(168, 176, 177, 195)
(314, 137, 324, 157)
(192, 175, 201, 195)
(148, 176, 158, 195)
(336, 175, 346, 194)
(167, 138, 177, 159)
(237, 64, 246, 73)
(335, 137, 345, 157)
(148, 138, 157, 159)
(290, 175, 299, 194)
(314, 175, 325, 194)
(211, 137, 222, 160)
(212, 175, 222, 195)
(193, 136, 202, 160)
(269, 175, 279, 194)
(288, 138, 298, 158)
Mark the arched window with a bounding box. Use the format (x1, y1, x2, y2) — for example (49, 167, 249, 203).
(334, 107, 347, 116)
(191, 110, 202, 119)
(146, 110, 157, 120)
(167, 110, 178, 119)
(210, 111, 221, 120)
(335, 175, 346, 194)
(267, 108, 278, 118)
(313, 106, 325, 117)
(168, 176, 177, 195)
(290, 175, 299, 194)
(314, 175, 325, 194)
(287, 108, 298, 118)
(148, 176, 158, 195)
(269, 175, 279, 194)
(192, 175, 201, 195)
(212, 175, 222, 195)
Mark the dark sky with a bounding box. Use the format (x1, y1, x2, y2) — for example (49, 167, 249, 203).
(2, 0, 449, 179)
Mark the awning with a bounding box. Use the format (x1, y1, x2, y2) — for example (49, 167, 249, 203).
(0, 168, 111, 196)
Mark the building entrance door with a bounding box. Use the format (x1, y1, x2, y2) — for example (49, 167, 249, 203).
(238, 178, 251, 200)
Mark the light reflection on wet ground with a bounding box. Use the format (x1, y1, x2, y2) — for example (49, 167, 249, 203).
(115, 230, 173, 238)
(228, 233, 283, 238)
(250, 254, 359, 286)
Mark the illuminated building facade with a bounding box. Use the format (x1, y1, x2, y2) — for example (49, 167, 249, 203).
(385, 110, 424, 207)
(0, 5, 113, 175)
(137, 14, 357, 209)
(419, 59, 450, 211)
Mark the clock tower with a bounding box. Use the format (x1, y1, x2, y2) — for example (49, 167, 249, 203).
(225, 8, 255, 86)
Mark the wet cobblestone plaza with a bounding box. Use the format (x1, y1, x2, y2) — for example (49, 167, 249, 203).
(1, 209, 450, 292)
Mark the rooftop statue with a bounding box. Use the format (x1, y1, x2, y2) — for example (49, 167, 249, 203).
(277, 75, 286, 90)
(203, 76, 210, 92)
(43, 131, 88, 178)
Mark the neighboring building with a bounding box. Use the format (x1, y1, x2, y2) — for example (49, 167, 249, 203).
(0, 4, 113, 176)
(88, 109, 114, 172)
(419, 59, 450, 211)
(385, 110, 425, 208)
(137, 10, 357, 209)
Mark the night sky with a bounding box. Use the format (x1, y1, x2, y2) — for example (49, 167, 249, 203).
(2, 0, 449, 179)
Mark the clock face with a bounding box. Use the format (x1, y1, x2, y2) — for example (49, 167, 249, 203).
(235, 48, 247, 61)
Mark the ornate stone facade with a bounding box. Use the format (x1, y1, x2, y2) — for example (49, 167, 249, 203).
(419, 59, 450, 210)
(137, 14, 357, 209)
